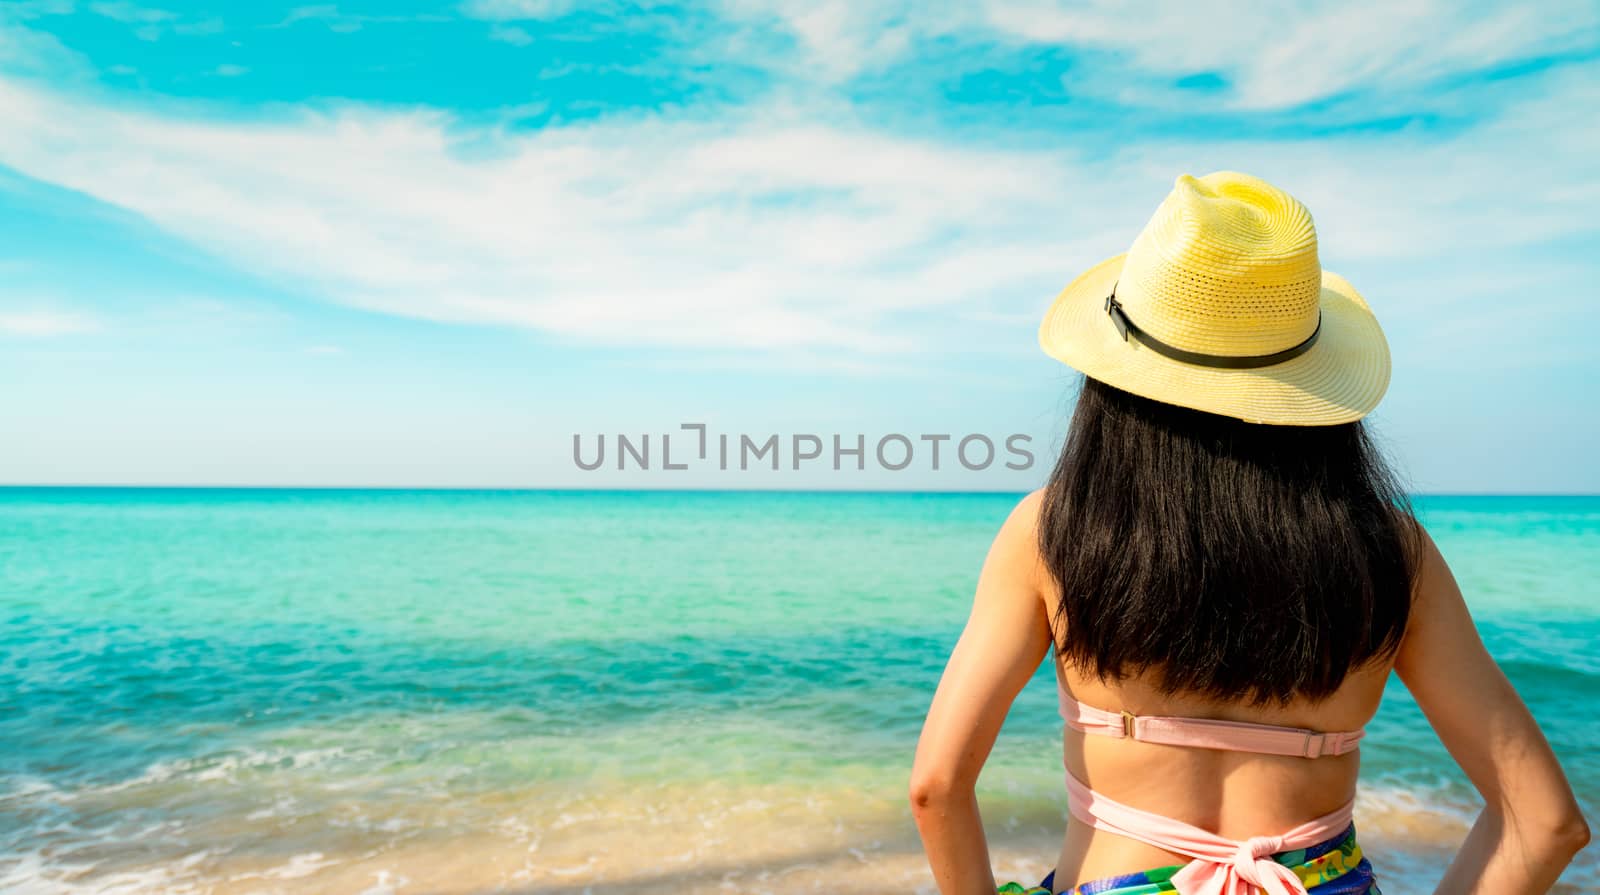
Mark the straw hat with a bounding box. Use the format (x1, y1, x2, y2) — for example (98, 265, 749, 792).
(1038, 171, 1390, 426)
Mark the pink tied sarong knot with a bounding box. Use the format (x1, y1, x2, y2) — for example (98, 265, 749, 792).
(1170, 833, 1306, 895)
(1063, 772, 1353, 895)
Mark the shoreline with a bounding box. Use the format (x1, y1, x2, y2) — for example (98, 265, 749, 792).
(5, 775, 1553, 895)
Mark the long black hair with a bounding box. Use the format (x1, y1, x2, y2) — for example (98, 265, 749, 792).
(1038, 376, 1422, 706)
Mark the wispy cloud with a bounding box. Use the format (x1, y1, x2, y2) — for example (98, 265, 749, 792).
(460, 0, 579, 21)
(87, 2, 177, 25)
(267, 5, 451, 32)
(486, 24, 534, 46)
(83, 1, 224, 41)
(0, 79, 1082, 353)
(0, 4, 1596, 366)
(985, 0, 1600, 110)
(716, 0, 925, 82)
(0, 308, 99, 337)
(0, 13, 89, 79)
(0, 51, 1595, 360)
(708, 0, 1600, 110)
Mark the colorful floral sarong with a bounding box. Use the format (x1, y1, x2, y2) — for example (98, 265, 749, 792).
(996, 823, 1379, 895)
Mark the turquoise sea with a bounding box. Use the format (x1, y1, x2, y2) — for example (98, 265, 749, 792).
(1, 489, 1595, 893)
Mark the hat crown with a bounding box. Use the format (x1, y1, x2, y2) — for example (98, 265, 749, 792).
(1118, 172, 1323, 357)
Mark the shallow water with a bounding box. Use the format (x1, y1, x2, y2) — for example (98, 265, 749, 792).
(1, 490, 1595, 893)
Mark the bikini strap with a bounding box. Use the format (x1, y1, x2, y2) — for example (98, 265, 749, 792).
(1059, 688, 1364, 760)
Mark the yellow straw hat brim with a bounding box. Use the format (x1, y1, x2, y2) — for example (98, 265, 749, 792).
(1038, 253, 1391, 426)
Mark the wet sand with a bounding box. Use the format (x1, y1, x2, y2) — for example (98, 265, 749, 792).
(12, 777, 1548, 895)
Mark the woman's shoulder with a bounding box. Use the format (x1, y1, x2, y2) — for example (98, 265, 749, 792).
(992, 488, 1047, 554)
(982, 489, 1052, 599)
(1011, 487, 1048, 526)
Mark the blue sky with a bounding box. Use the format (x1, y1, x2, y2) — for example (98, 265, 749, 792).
(1, 1, 1597, 491)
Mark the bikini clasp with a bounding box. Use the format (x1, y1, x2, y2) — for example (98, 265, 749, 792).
(1121, 710, 1137, 739)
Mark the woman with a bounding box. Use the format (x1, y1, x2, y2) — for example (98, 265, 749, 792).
(909, 172, 1588, 895)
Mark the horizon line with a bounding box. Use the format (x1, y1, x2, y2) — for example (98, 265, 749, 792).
(1, 484, 1596, 498)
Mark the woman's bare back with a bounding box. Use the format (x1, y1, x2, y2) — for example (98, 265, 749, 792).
(1047, 625, 1393, 891)
(1036, 512, 1588, 893)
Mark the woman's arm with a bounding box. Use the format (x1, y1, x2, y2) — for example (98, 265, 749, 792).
(910, 490, 1055, 895)
(1393, 521, 1590, 894)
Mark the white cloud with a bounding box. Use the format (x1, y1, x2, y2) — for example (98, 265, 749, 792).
(487, 24, 534, 46)
(0, 309, 100, 337)
(710, 0, 1599, 108)
(717, 0, 929, 81)
(0, 79, 1086, 353)
(80, 2, 224, 42)
(0, 58, 1594, 360)
(460, 0, 578, 21)
(277, 4, 339, 26)
(984, 0, 1600, 109)
(268, 6, 450, 32)
(0, 17, 88, 78)
(88, 2, 177, 25)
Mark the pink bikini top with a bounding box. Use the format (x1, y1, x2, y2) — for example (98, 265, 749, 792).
(1056, 680, 1366, 895)
(1057, 682, 1365, 759)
